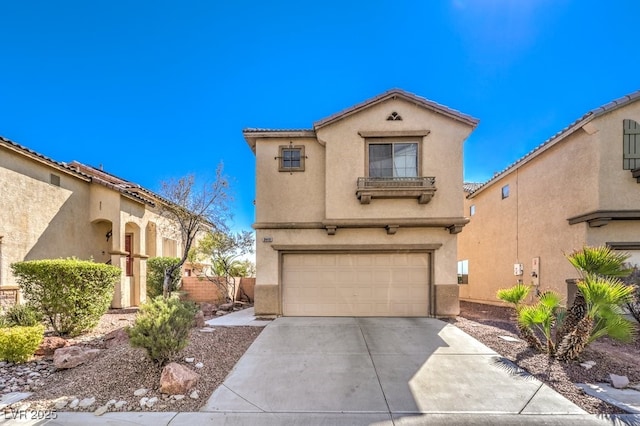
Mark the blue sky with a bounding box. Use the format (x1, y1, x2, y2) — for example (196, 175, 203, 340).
(1, 1, 639, 233)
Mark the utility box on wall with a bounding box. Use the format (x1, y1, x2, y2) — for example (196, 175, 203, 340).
(513, 263, 524, 276)
(531, 257, 540, 287)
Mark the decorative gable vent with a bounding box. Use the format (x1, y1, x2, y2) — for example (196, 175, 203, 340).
(386, 112, 402, 121)
(624, 119, 640, 171)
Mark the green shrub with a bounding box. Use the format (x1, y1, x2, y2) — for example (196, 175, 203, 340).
(146, 257, 182, 298)
(4, 304, 42, 327)
(11, 258, 120, 337)
(127, 296, 197, 365)
(0, 325, 45, 363)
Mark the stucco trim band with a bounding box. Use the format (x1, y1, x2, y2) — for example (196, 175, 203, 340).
(358, 130, 431, 138)
(567, 210, 640, 226)
(254, 218, 469, 229)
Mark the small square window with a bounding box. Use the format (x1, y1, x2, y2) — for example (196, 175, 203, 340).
(278, 145, 305, 172)
(501, 184, 510, 199)
(470, 204, 476, 216)
(50, 174, 61, 186)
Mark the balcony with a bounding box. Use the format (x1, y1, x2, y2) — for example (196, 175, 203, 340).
(356, 177, 437, 204)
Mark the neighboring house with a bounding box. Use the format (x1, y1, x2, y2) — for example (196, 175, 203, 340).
(244, 89, 479, 317)
(0, 137, 183, 310)
(458, 90, 640, 306)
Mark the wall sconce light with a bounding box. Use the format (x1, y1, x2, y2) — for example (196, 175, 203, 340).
(106, 230, 112, 242)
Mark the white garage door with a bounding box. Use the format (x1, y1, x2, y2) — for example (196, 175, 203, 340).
(282, 252, 430, 317)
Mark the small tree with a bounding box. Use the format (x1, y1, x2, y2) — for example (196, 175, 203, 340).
(11, 258, 120, 336)
(147, 257, 182, 298)
(195, 230, 254, 303)
(157, 165, 231, 298)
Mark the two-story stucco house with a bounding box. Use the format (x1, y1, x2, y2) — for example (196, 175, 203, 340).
(0, 137, 183, 310)
(458, 90, 640, 306)
(244, 89, 479, 317)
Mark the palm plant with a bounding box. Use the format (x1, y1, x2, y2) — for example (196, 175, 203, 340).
(556, 246, 631, 343)
(556, 275, 636, 361)
(497, 284, 544, 352)
(518, 291, 562, 355)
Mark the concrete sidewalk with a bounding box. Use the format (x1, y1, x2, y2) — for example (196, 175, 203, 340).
(2, 315, 639, 425)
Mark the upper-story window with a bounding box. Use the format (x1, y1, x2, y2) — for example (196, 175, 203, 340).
(501, 184, 510, 199)
(278, 145, 305, 172)
(368, 142, 418, 177)
(470, 204, 476, 216)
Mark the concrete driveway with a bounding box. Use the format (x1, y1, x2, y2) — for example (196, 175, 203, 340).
(199, 317, 612, 425)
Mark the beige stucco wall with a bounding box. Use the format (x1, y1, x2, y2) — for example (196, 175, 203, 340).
(252, 95, 475, 317)
(459, 99, 640, 306)
(0, 144, 183, 309)
(255, 137, 325, 223)
(316, 98, 470, 220)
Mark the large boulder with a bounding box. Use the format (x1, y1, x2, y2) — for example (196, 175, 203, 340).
(53, 346, 101, 369)
(159, 362, 199, 395)
(35, 336, 70, 356)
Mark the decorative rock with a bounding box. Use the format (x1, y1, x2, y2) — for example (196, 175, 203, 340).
(114, 400, 127, 409)
(219, 302, 234, 311)
(610, 374, 630, 389)
(53, 346, 101, 369)
(184, 357, 195, 363)
(159, 362, 200, 395)
(146, 396, 158, 407)
(68, 398, 80, 409)
(35, 337, 69, 356)
(139, 397, 148, 408)
(190, 390, 199, 399)
(173, 394, 185, 401)
(79, 397, 96, 408)
(107, 399, 116, 406)
(94, 405, 109, 416)
(104, 328, 129, 349)
(200, 303, 216, 316)
(195, 362, 204, 369)
(199, 327, 215, 333)
(194, 310, 205, 328)
(580, 361, 597, 370)
(54, 398, 69, 409)
(498, 335, 521, 342)
(215, 311, 225, 316)
(134, 388, 148, 397)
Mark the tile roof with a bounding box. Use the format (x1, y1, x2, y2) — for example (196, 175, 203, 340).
(0, 135, 162, 207)
(463, 182, 484, 193)
(313, 88, 480, 129)
(468, 89, 640, 198)
(0, 136, 91, 181)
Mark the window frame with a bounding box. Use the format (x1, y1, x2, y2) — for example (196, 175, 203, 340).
(365, 138, 422, 178)
(501, 184, 510, 199)
(278, 145, 305, 172)
(457, 259, 469, 284)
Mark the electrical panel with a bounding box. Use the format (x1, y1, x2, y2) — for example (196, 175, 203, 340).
(513, 263, 524, 276)
(531, 257, 540, 286)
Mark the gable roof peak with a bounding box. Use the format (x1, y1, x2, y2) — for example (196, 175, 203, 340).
(313, 88, 479, 130)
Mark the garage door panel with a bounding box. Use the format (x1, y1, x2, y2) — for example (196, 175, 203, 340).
(283, 253, 430, 317)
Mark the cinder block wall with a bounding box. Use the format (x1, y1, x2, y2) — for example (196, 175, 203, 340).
(181, 277, 256, 304)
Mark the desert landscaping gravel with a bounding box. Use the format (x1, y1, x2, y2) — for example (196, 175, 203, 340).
(2, 302, 638, 416)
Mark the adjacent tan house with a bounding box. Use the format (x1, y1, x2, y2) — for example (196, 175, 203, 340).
(458, 90, 640, 306)
(244, 89, 479, 317)
(0, 137, 183, 309)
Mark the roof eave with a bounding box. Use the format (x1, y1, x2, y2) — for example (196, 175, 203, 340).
(242, 129, 316, 154)
(313, 88, 479, 130)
